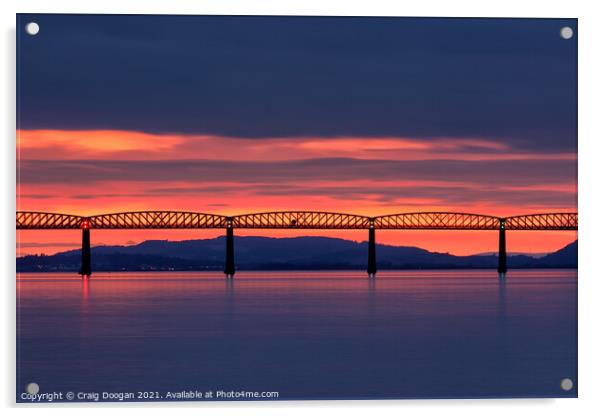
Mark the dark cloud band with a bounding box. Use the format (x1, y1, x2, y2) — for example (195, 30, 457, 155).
(19, 157, 576, 187)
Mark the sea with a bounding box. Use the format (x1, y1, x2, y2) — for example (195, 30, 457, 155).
(16, 269, 577, 402)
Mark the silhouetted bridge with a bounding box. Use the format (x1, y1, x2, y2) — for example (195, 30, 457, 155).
(16, 211, 578, 279)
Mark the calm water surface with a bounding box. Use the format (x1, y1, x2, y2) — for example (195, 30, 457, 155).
(17, 270, 577, 401)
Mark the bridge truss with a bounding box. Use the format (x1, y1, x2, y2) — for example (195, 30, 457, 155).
(16, 212, 83, 230)
(504, 213, 578, 230)
(16, 210, 578, 231)
(89, 211, 228, 229)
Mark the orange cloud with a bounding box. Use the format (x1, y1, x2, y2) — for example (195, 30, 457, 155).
(18, 129, 185, 157)
(17, 129, 576, 162)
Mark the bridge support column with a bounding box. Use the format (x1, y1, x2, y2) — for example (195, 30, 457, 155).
(224, 220, 235, 279)
(497, 219, 507, 279)
(79, 220, 92, 278)
(367, 222, 377, 278)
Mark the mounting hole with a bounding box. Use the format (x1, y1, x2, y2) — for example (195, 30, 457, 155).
(560, 26, 573, 40)
(26, 382, 40, 394)
(560, 378, 574, 391)
(25, 22, 40, 36)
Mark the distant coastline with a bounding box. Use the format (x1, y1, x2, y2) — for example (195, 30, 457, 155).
(17, 236, 578, 273)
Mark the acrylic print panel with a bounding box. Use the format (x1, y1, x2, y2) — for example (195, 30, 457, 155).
(16, 14, 578, 402)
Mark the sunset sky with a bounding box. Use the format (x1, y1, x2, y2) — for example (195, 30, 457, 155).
(16, 15, 577, 256)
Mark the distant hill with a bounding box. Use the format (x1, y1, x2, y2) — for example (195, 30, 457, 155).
(536, 240, 578, 267)
(16, 237, 577, 272)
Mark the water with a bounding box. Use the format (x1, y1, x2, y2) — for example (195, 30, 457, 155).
(16, 270, 577, 401)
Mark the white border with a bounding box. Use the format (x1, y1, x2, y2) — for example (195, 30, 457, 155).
(2, 1, 601, 415)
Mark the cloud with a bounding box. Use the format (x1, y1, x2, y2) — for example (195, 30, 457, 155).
(18, 158, 577, 188)
(16, 156, 577, 213)
(18, 130, 576, 162)
(17, 15, 577, 150)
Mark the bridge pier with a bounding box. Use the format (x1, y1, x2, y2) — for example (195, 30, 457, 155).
(367, 222, 377, 278)
(79, 220, 92, 278)
(224, 221, 235, 279)
(497, 219, 507, 279)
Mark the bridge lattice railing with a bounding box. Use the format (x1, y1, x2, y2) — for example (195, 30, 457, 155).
(16, 211, 578, 230)
(16, 212, 84, 229)
(88, 211, 228, 229)
(232, 211, 372, 229)
(374, 212, 500, 230)
(504, 213, 578, 230)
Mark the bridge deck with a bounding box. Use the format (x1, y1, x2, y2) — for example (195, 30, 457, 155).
(16, 211, 578, 231)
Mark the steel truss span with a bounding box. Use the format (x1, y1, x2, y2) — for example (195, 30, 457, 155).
(89, 211, 228, 229)
(504, 213, 578, 230)
(375, 212, 500, 230)
(233, 211, 371, 229)
(16, 212, 83, 230)
(16, 211, 578, 231)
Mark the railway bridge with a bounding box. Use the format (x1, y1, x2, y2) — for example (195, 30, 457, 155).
(16, 210, 578, 279)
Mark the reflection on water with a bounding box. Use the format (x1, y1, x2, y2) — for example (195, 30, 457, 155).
(17, 270, 577, 400)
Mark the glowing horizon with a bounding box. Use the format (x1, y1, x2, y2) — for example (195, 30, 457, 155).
(16, 128, 577, 257)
